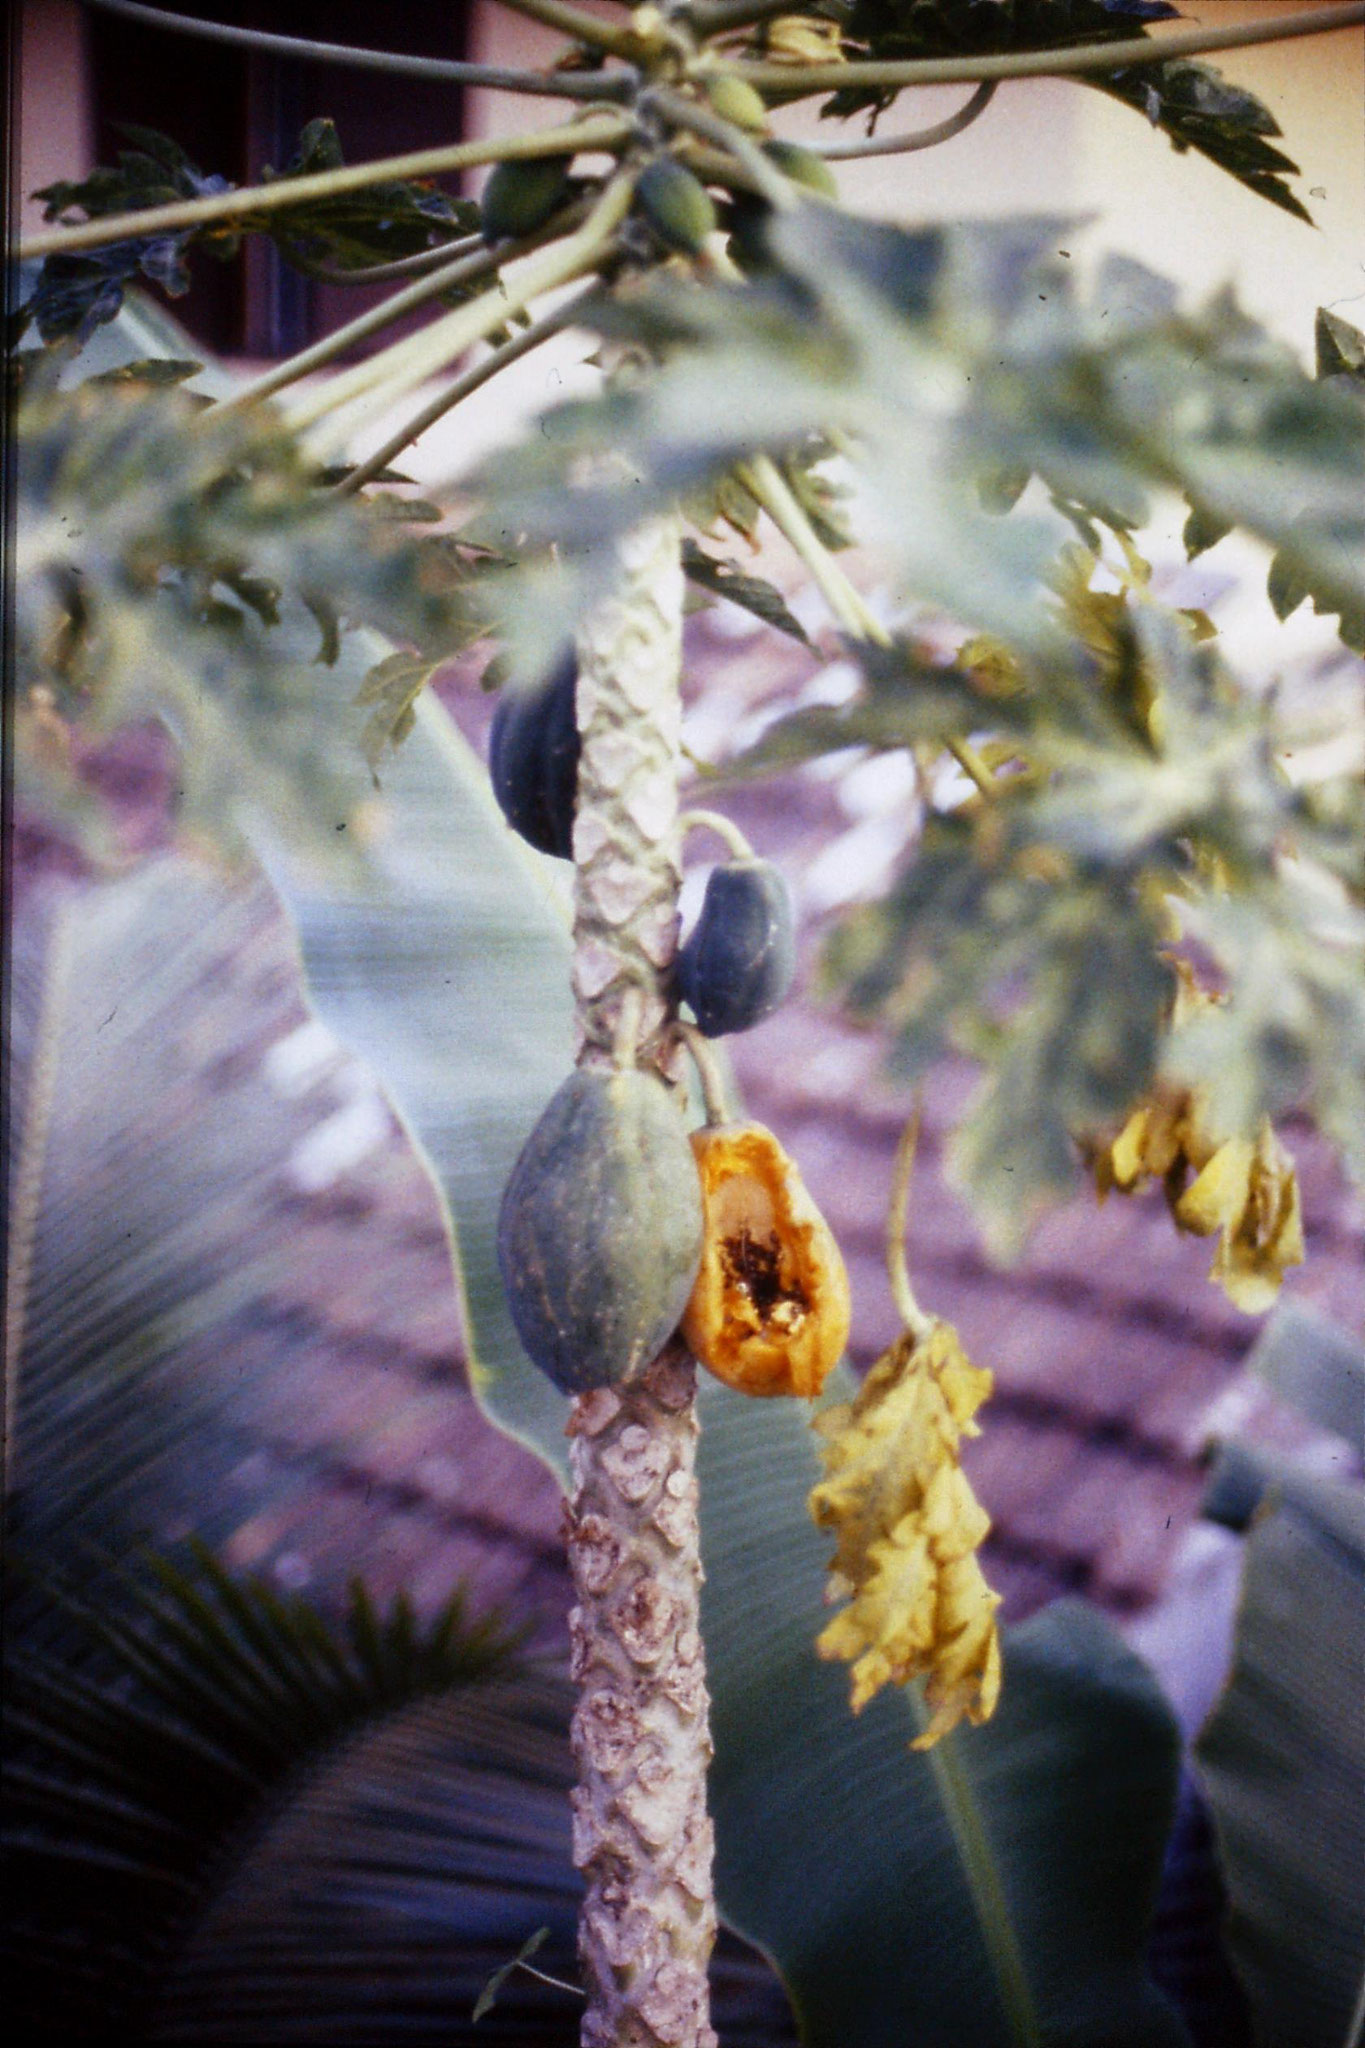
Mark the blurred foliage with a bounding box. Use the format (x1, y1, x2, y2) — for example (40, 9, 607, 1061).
(20, 120, 477, 346)
(467, 214, 1364, 1244)
(819, 1, 1311, 220)
(13, 355, 490, 866)
(3, 1550, 520, 2039)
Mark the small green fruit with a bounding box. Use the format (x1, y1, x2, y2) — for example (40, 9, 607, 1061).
(703, 72, 770, 135)
(763, 140, 839, 202)
(636, 157, 718, 256)
(498, 1069, 704, 1393)
(480, 155, 575, 245)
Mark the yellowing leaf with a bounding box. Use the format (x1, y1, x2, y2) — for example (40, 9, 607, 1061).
(760, 16, 847, 66)
(809, 1323, 1001, 1746)
(1177, 1122, 1306, 1314)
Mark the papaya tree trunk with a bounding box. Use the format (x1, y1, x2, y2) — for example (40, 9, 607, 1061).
(567, 515, 718, 2048)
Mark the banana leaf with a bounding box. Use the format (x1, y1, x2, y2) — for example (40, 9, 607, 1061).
(4, 866, 331, 1645)
(1194, 1474, 1365, 2046)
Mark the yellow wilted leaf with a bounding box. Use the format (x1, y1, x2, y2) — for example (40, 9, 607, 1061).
(1175, 1121, 1305, 1314)
(809, 1322, 1001, 1747)
(1086, 965, 1304, 1312)
(760, 15, 847, 65)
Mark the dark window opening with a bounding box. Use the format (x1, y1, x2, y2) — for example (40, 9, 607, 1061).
(85, 1, 474, 358)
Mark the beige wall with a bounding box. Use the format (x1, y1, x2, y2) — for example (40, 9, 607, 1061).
(17, 0, 91, 236)
(467, 1, 1363, 359)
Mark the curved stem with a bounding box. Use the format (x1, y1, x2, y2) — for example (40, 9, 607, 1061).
(646, 82, 793, 210)
(947, 738, 997, 800)
(497, 0, 638, 57)
(285, 177, 632, 446)
(673, 1020, 734, 1129)
(814, 81, 997, 161)
(331, 293, 587, 496)
(734, 454, 887, 644)
(78, 0, 637, 93)
(18, 112, 632, 261)
(886, 1104, 934, 1341)
(677, 808, 756, 862)
(211, 242, 505, 419)
(279, 234, 486, 288)
(730, 2, 1365, 98)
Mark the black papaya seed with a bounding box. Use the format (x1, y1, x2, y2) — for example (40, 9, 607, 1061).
(488, 649, 580, 859)
(677, 858, 797, 1037)
(480, 154, 575, 245)
(497, 1068, 705, 1394)
(636, 157, 718, 256)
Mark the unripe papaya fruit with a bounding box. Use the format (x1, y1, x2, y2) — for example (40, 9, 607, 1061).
(703, 72, 770, 135)
(488, 649, 579, 859)
(636, 157, 718, 256)
(677, 859, 796, 1037)
(498, 1068, 705, 1393)
(763, 140, 839, 202)
(480, 154, 575, 245)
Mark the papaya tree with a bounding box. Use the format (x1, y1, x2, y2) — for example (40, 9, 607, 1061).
(11, 2, 1365, 2044)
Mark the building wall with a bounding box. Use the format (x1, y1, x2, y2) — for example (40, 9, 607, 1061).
(16, 4, 1364, 382)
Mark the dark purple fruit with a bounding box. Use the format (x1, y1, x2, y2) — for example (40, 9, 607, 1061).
(677, 859, 796, 1037)
(488, 650, 580, 860)
(497, 1068, 704, 1394)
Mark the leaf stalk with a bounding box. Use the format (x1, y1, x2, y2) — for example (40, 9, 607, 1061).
(18, 112, 632, 261)
(730, 2, 1365, 98)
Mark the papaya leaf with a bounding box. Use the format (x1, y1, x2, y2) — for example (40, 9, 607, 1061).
(19, 119, 475, 346)
(1194, 1481, 1365, 2047)
(14, 349, 473, 867)
(681, 539, 811, 644)
(697, 1376, 1190, 2047)
(825, 2, 1310, 221)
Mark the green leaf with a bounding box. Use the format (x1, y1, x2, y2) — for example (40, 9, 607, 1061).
(1315, 307, 1365, 383)
(1243, 1302, 1365, 1449)
(472, 1926, 552, 2023)
(4, 866, 340, 1639)
(825, 2, 1310, 220)
(696, 1377, 1190, 2047)
(262, 676, 578, 1482)
(681, 538, 811, 644)
(1194, 1482, 1365, 2046)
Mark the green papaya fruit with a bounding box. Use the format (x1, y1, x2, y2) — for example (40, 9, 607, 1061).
(636, 157, 718, 256)
(480, 154, 575, 246)
(497, 1069, 704, 1393)
(677, 859, 796, 1037)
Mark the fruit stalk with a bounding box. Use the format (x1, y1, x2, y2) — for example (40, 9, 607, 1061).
(567, 514, 718, 2048)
